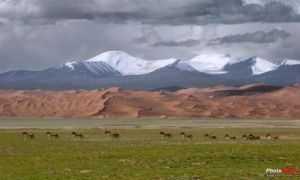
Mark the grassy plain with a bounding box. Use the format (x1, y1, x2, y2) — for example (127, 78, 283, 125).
(0, 125, 299, 179)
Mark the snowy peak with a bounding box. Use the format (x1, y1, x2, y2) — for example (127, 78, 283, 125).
(51, 60, 120, 78)
(86, 51, 137, 65)
(64, 61, 77, 70)
(186, 53, 241, 74)
(1, 51, 300, 90)
(158, 60, 198, 72)
(248, 57, 279, 75)
(50, 51, 300, 78)
(281, 59, 300, 66)
(83, 51, 288, 76)
(174, 61, 199, 72)
(86, 51, 177, 75)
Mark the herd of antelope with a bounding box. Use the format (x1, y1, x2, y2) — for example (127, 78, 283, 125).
(159, 131, 280, 141)
(22, 129, 121, 141)
(21, 130, 280, 141)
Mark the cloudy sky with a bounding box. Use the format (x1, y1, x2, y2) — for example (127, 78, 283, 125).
(1, 0, 300, 71)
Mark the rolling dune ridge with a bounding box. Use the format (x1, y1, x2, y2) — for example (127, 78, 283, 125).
(0, 84, 299, 119)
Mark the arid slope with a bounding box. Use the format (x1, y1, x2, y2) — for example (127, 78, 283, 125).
(0, 84, 299, 119)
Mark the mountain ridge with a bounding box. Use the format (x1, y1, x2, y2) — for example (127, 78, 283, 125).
(0, 51, 299, 90)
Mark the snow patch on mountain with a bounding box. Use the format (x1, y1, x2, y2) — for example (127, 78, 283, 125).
(86, 51, 177, 75)
(83, 61, 120, 74)
(250, 57, 279, 75)
(64, 61, 77, 70)
(174, 61, 198, 72)
(186, 54, 241, 74)
(281, 59, 300, 65)
(55, 60, 120, 77)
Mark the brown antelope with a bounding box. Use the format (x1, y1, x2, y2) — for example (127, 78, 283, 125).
(185, 134, 192, 140)
(160, 131, 172, 139)
(180, 132, 192, 140)
(266, 134, 279, 140)
(160, 131, 165, 139)
(46, 131, 59, 140)
(104, 129, 120, 139)
(204, 134, 210, 138)
(249, 134, 260, 140)
(180, 132, 186, 139)
(204, 134, 216, 139)
(108, 133, 120, 139)
(22, 132, 35, 140)
(209, 135, 217, 140)
(224, 134, 236, 140)
(104, 130, 111, 135)
(266, 134, 272, 140)
(71, 131, 84, 139)
(242, 135, 248, 140)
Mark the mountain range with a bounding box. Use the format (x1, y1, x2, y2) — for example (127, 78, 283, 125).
(0, 51, 300, 90)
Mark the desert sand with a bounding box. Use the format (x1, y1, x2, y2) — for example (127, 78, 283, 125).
(0, 84, 299, 119)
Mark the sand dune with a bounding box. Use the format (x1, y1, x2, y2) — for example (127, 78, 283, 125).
(0, 84, 300, 119)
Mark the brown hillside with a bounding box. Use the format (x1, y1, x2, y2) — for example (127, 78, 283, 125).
(0, 84, 299, 119)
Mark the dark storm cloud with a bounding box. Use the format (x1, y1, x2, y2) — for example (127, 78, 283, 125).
(1, 0, 300, 25)
(1, 0, 300, 73)
(153, 39, 200, 47)
(133, 26, 201, 47)
(209, 29, 290, 45)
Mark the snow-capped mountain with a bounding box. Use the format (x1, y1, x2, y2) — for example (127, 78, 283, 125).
(223, 56, 279, 76)
(0, 60, 121, 82)
(44, 61, 121, 78)
(186, 54, 241, 74)
(0, 51, 300, 90)
(86, 51, 177, 75)
(179, 54, 279, 75)
(151, 60, 200, 74)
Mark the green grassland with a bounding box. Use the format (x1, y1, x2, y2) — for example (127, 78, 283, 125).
(0, 128, 299, 179)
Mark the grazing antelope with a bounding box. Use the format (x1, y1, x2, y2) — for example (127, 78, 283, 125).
(71, 131, 84, 139)
(108, 133, 120, 139)
(185, 134, 193, 140)
(204, 134, 216, 139)
(160, 131, 165, 139)
(266, 134, 272, 140)
(160, 131, 172, 139)
(180, 132, 186, 139)
(266, 134, 279, 140)
(104, 130, 111, 135)
(248, 134, 260, 140)
(180, 132, 192, 140)
(204, 134, 210, 138)
(209, 135, 217, 140)
(46, 131, 59, 140)
(22, 132, 35, 140)
(242, 135, 248, 140)
(224, 134, 236, 140)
